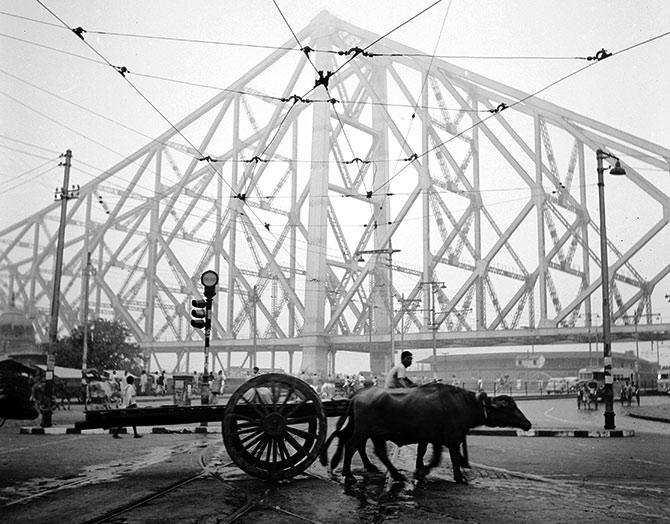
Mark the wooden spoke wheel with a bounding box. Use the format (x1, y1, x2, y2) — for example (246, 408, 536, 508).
(222, 373, 326, 481)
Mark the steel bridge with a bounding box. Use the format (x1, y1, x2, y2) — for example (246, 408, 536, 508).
(1, 12, 669, 375)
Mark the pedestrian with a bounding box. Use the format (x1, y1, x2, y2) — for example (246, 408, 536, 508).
(210, 371, 223, 404)
(219, 369, 226, 394)
(477, 377, 483, 392)
(384, 351, 415, 389)
(139, 370, 148, 395)
(192, 371, 200, 397)
(112, 375, 142, 439)
(156, 371, 165, 395)
(633, 383, 640, 406)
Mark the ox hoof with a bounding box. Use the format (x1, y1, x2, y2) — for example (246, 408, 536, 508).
(344, 475, 357, 485)
(391, 472, 407, 483)
(414, 466, 430, 481)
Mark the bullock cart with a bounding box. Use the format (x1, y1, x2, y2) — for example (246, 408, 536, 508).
(76, 373, 348, 481)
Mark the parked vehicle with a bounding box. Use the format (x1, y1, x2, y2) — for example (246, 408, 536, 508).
(658, 368, 670, 394)
(545, 377, 568, 394)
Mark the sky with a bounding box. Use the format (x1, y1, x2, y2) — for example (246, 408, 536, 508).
(1, 1, 669, 372)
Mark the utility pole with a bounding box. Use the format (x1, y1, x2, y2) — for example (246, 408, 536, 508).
(43, 150, 78, 427)
(420, 280, 445, 379)
(81, 251, 95, 403)
(355, 247, 400, 371)
(398, 294, 420, 356)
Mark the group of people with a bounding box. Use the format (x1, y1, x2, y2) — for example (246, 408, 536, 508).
(620, 380, 640, 406)
(137, 370, 167, 396)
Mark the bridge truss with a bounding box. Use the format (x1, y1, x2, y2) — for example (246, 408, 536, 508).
(1, 12, 669, 374)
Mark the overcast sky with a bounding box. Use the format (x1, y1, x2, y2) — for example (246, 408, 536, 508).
(1, 1, 669, 371)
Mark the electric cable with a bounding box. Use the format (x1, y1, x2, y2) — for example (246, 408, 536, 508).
(373, 28, 670, 195)
(34, 0, 312, 279)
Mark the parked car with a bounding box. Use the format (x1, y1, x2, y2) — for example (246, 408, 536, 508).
(545, 377, 568, 394)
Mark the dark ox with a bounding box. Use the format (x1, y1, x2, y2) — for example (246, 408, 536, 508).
(321, 383, 531, 484)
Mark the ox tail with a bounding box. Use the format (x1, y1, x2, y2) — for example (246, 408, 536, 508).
(319, 401, 354, 468)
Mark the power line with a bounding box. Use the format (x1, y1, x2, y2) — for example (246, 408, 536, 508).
(374, 29, 670, 194)
(0, 134, 61, 155)
(0, 10, 593, 61)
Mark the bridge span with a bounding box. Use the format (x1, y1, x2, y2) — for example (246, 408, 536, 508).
(142, 323, 670, 373)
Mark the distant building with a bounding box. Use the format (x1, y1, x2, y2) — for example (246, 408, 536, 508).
(415, 350, 657, 389)
(0, 297, 44, 367)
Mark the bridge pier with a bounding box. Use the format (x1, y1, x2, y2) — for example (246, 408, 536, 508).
(370, 350, 392, 379)
(299, 336, 329, 375)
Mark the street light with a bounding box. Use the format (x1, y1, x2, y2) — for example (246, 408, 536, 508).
(620, 314, 641, 387)
(596, 148, 626, 430)
(398, 294, 421, 359)
(355, 247, 400, 370)
(420, 280, 446, 378)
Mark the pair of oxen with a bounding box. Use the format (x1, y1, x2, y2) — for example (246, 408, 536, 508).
(320, 383, 532, 484)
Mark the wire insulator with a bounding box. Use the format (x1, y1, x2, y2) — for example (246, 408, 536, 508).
(488, 103, 508, 114)
(72, 26, 86, 40)
(314, 70, 334, 90)
(587, 48, 612, 61)
(114, 65, 130, 77)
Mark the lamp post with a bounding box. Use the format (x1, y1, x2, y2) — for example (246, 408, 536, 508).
(81, 252, 95, 404)
(621, 314, 641, 386)
(398, 294, 420, 358)
(581, 313, 600, 366)
(356, 247, 400, 369)
(420, 280, 446, 378)
(596, 148, 626, 430)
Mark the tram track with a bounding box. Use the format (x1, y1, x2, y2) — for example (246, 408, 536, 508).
(83, 442, 224, 524)
(82, 441, 324, 524)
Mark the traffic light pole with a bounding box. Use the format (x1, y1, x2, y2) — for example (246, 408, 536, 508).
(190, 270, 218, 406)
(201, 296, 213, 405)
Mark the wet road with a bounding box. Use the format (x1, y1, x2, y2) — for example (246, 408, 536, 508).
(1, 397, 669, 523)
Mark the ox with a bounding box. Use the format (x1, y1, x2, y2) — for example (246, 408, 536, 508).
(322, 383, 531, 484)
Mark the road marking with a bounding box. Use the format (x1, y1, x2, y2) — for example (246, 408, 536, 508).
(542, 407, 573, 423)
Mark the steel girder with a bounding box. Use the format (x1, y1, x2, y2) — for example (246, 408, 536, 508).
(1, 12, 669, 373)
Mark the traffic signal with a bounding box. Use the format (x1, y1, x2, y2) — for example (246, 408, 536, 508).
(201, 270, 218, 298)
(191, 299, 207, 329)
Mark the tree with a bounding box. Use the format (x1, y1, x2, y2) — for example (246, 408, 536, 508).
(52, 318, 143, 373)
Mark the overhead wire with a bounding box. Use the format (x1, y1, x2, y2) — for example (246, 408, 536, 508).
(0, 30, 520, 115)
(32, 0, 313, 279)
(270, 0, 367, 197)
(8, 5, 668, 297)
(0, 134, 61, 155)
(373, 28, 670, 195)
(387, 0, 452, 215)
(0, 10, 596, 61)
(0, 143, 56, 162)
(2, 160, 60, 193)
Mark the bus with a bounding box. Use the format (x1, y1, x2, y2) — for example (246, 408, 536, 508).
(578, 367, 635, 384)
(658, 368, 670, 394)
(577, 367, 636, 399)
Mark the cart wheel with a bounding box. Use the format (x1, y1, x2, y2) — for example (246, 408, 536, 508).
(222, 373, 326, 481)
